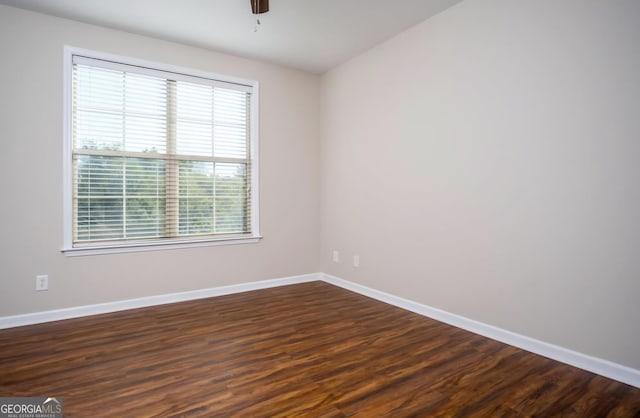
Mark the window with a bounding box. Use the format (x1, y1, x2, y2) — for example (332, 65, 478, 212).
(63, 48, 260, 255)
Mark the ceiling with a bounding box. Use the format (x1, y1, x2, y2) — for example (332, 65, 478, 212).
(0, 0, 463, 73)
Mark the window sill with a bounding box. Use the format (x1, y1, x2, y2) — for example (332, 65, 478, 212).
(62, 236, 263, 257)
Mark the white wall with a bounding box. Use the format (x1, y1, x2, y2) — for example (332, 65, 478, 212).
(320, 0, 640, 369)
(0, 5, 320, 316)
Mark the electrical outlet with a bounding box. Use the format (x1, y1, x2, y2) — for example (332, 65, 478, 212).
(353, 255, 360, 267)
(36, 275, 48, 291)
(332, 250, 340, 263)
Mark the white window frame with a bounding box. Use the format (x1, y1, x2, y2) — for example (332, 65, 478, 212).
(62, 46, 261, 256)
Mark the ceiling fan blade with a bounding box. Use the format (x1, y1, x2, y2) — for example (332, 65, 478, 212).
(251, 0, 270, 14)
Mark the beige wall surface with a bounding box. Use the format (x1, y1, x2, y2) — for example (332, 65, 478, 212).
(0, 5, 320, 316)
(320, 0, 640, 369)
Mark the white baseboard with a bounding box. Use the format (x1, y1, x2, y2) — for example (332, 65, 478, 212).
(0, 273, 320, 330)
(1, 271, 637, 388)
(321, 273, 640, 389)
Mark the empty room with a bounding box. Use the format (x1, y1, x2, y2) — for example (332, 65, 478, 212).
(0, 0, 639, 416)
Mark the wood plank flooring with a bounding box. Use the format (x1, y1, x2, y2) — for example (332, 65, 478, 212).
(0, 281, 638, 417)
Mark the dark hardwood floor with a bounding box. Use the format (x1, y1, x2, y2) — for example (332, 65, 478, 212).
(0, 281, 638, 417)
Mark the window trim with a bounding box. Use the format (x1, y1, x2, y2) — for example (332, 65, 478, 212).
(62, 46, 261, 256)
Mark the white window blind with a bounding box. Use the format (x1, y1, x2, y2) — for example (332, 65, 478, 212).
(68, 53, 257, 250)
